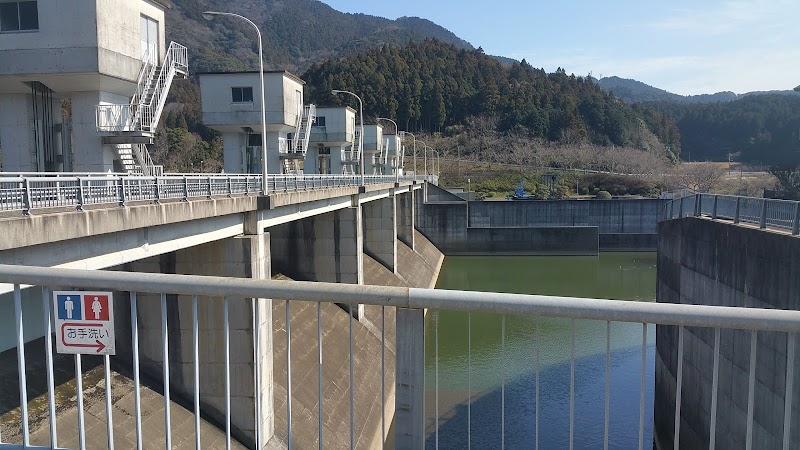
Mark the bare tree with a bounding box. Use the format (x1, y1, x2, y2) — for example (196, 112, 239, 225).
(674, 163, 728, 192)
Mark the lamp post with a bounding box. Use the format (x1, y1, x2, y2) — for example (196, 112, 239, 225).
(203, 11, 268, 194)
(417, 141, 429, 179)
(401, 131, 416, 180)
(332, 90, 364, 185)
(376, 117, 398, 181)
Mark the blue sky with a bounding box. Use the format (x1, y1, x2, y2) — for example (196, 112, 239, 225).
(321, 0, 800, 96)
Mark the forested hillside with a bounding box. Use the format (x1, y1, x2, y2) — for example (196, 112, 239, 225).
(645, 95, 800, 165)
(166, 0, 472, 73)
(303, 40, 680, 155)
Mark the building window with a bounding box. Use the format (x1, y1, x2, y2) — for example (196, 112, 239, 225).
(0, 1, 38, 32)
(247, 133, 262, 147)
(314, 116, 326, 127)
(231, 87, 254, 103)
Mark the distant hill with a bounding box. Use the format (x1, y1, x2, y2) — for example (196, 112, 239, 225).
(644, 94, 800, 165)
(302, 40, 680, 154)
(166, 0, 474, 73)
(597, 76, 738, 104)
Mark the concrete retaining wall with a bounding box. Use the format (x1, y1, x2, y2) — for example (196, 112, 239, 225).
(468, 199, 665, 233)
(415, 201, 599, 255)
(655, 218, 800, 450)
(415, 198, 664, 254)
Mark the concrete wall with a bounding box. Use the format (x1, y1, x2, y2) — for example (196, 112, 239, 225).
(416, 191, 663, 252)
(0, 94, 35, 171)
(96, 0, 166, 82)
(0, 0, 163, 85)
(268, 208, 363, 286)
(268, 233, 443, 449)
(468, 198, 664, 233)
(199, 72, 302, 132)
(415, 200, 599, 255)
(125, 233, 273, 449)
(363, 196, 397, 272)
(655, 218, 800, 450)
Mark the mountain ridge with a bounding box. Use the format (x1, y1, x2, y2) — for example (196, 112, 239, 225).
(597, 75, 800, 104)
(165, 0, 476, 74)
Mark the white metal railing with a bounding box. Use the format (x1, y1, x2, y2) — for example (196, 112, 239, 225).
(95, 104, 134, 133)
(291, 105, 316, 156)
(663, 193, 800, 235)
(96, 42, 187, 134)
(0, 173, 428, 214)
(141, 42, 188, 133)
(0, 265, 798, 449)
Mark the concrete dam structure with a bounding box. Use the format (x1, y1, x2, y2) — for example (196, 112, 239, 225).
(655, 217, 800, 449)
(416, 183, 665, 255)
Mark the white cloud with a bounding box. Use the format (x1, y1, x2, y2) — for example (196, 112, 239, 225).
(648, 0, 796, 36)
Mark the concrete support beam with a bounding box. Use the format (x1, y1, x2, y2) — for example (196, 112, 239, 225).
(128, 233, 273, 449)
(397, 190, 415, 250)
(394, 308, 425, 450)
(269, 206, 364, 318)
(363, 195, 398, 273)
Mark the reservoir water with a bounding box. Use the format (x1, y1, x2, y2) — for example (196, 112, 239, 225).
(425, 253, 657, 449)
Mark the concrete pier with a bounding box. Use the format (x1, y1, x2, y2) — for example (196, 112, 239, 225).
(125, 233, 273, 448)
(397, 190, 416, 250)
(363, 196, 398, 273)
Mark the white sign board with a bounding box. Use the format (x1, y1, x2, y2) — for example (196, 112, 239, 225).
(53, 291, 115, 355)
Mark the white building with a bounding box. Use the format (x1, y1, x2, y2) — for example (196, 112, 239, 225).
(198, 71, 316, 175)
(362, 124, 385, 175)
(0, 0, 187, 174)
(384, 132, 405, 176)
(306, 106, 357, 175)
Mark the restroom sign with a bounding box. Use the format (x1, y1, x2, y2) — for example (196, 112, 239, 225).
(53, 291, 115, 355)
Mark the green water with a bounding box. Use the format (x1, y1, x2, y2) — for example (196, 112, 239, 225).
(424, 253, 657, 449)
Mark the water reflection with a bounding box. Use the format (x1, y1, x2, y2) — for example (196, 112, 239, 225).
(426, 253, 657, 449)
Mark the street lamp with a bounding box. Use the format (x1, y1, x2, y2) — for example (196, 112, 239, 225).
(332, 89, 364, 185)
(417, 141, 429, 179)
(203, 11, 268, 194)
(401, 131, 416, 180)
(376, 117, 398, 180)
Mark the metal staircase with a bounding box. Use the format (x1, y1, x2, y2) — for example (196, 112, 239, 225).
(96, 42, 188, 175)
(342, 128, 362, 175)
(280, 105, 316, 174)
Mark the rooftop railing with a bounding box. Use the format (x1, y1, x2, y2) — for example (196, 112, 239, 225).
(663, 193, 800, 235)
(0, 264, 798, 449)
(0, 173, 429, 215)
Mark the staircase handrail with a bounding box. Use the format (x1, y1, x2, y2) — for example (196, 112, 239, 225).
(129, 47, 158, 131)
(142, 41, 188, 132)
(292, 104, 316, 155)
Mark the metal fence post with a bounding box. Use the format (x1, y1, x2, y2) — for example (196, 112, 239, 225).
(792, 202, 800, 236)
(245, 176, 250, 195)
(734, 197, 741, 224)
(154, 177, 161, 204)
(182, 176, 189, 201)
(759, 199, 767, 229)
(695, 194, 701, 216)
(76, 178, 85, 211)
(679, 197, 684, 218)
(207, 176, 213, 199)
(395, 307, 425, 450)
(22, 178, 32, 215)
(712, 195, 718, 220)
(119, 178, 127, 207)
(227, 177, 232, 197)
